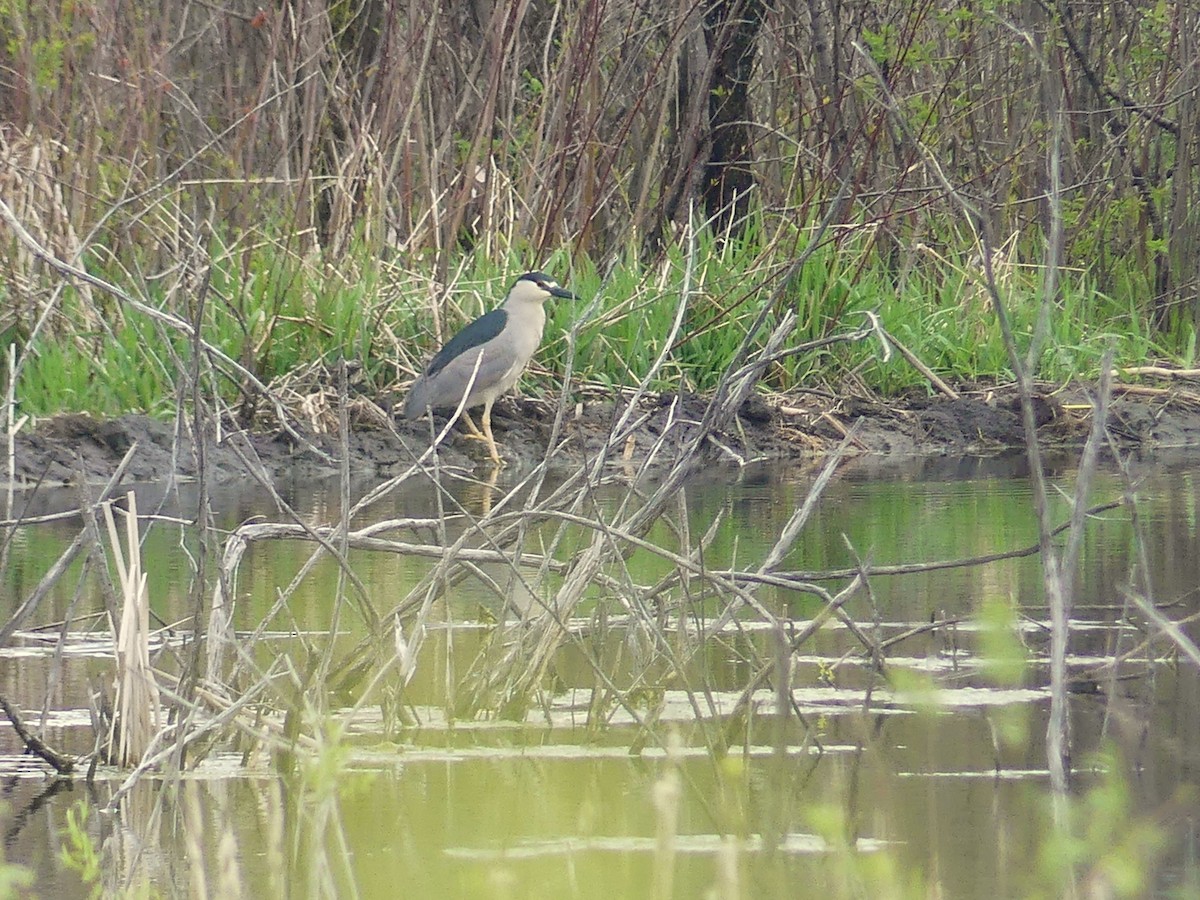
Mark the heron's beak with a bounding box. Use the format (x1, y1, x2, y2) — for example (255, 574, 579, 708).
(549, 285, 577, 300)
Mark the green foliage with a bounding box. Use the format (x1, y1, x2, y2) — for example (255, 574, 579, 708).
(59, 801, 101, 899)
(1030, 749, 1170, 899)
(9, 209, 1198, 420)
(19, 315, 175, 416)
(0, 0, 96, 91)
(0, 808, 32, 899)
(977, 594, 1031, 747)
(804, 801, 929, 900)
(802, 750, 1171, 899)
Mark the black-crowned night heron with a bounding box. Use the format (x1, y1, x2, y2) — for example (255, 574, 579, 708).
(404, 271, 577, 463)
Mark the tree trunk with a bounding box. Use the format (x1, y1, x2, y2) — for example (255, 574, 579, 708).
(703, 0, 765, 239)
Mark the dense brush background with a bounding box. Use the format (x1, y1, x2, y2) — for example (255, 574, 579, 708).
(1, 0, 1197, 415)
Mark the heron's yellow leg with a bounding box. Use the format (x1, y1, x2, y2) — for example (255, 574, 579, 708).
(457, 411, 487, 441)
(481, 400, 503, 464)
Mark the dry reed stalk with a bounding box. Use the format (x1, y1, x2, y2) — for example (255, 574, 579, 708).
(0, 127, 99, 334)
(103, 658, 305, 814)
(703, 424, 860, 640)
(4, 344, 23, 486)
(2, 343, 26, 576)
(313, 361, 354, 690)
(103, 491, 162, 767)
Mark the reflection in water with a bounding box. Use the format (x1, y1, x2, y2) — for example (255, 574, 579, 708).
(1, 459, 1199, 896)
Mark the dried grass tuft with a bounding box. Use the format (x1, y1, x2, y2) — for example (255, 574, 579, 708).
(0, 126, 100, 337)
(267, 360, 397, 435)
(102, 491, 162, 767)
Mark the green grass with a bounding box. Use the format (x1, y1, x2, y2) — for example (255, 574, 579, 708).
(7, 220, 1192, 421)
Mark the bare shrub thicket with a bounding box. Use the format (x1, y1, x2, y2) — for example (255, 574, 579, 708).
(1, 0, 1195, 328)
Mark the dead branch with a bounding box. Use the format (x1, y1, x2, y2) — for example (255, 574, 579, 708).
(0, 693, 75, 775)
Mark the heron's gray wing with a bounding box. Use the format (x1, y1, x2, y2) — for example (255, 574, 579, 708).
(425, 309, 507, 378)
(405, 324, 525, 416)
(417, 337, 520, 407)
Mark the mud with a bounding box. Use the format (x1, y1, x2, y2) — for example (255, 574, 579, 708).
(6, 383, 1200, 491)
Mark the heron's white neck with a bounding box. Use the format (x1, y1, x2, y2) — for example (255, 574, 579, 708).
(503, 294, 547, 359)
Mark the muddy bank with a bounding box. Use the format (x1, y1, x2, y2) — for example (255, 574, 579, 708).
(7, 382, 1200, 490)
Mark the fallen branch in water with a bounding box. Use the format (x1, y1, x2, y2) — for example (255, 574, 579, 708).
(0, 693, 75, 775)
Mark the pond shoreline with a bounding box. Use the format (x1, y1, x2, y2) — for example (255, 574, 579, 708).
(8, 380, 1200, 489)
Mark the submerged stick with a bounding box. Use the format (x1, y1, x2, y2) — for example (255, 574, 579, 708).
(0, 693, 75, 774)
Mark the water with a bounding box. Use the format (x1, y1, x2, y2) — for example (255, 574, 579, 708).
(2, 455, 1199, 897)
